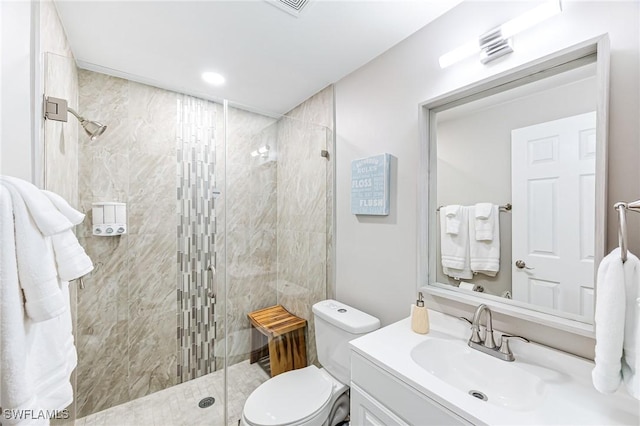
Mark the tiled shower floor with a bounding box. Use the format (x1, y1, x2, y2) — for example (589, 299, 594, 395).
(74, 360, 269, 426)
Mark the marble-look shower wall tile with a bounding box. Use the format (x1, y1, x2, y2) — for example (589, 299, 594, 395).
(76, 320, 130, 415)
(77, 235, 129, 322)
(128, 153, 176, 235)
(128, 310, 178, 398)
(79, 72, 131, 155)
(75, 235, 130, 414)
(40, 5, 80, 419)
(308, 232, 327, 301)
(276, 86, 334, 365)
(325, 128, 335, 300)
(40, 0, 74, 58)
(226, 294, 252, 361)
(44, 53, 79, 207)
(129, 83, 177, 158)
(215, 105, 279, 371)
(285, 85, 334, 130)
(128, 232, 176, 318)
(77, 71, 179, 416)
(176, 96, 217, 382)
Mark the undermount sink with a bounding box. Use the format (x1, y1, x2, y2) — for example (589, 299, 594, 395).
(410, 337, 546, 411)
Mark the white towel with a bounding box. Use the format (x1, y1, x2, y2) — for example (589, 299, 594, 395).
(1, 181, 68, 322)
(0, 186, 75, 425)
(475, 202, 493, 219)
(474, 203, 495, 241)
(0, 186, 39, 423)
(51, 231, 94, 282)
(43, 191, 94, 281)
(443, 205, 462, 235)
(468, 206, 500, 277)
(0, 176, 72, 236)
(42, 190, 85, 225)
(440, 206, 472, 279)
(592, 248, 640, 400)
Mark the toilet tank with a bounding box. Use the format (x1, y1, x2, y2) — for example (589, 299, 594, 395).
(312, 300, 380, 385)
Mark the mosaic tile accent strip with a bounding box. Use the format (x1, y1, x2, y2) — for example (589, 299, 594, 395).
(177, 95, 218, 382)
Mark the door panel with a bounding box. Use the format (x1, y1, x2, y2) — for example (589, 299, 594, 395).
(512, 111, 596, 317)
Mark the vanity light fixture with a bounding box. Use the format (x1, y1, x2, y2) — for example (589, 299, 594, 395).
(202, 71, 226, 86)
(439, 0, 562, 68)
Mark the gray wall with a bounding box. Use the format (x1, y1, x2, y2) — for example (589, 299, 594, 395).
(335, 0, 639, 359)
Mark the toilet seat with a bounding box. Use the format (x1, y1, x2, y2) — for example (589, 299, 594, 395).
(243, 366, 335, 426)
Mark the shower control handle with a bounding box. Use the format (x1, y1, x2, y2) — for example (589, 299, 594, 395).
(207, 264, 217, 303)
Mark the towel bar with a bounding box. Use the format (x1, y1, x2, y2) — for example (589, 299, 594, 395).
(436, 203, 512, 212)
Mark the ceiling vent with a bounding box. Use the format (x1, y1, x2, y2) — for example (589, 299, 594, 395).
(265, 0, 313, 17)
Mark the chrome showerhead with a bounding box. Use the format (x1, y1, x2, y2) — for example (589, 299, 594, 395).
(68, 108, 107, 140)
(44, 97, 107, 141)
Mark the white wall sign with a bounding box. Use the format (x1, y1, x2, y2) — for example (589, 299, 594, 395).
(351, 153, 391, 215)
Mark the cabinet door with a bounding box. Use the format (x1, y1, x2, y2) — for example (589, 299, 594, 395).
(351, 353, 472, 425)
(351, 384, 409, 426)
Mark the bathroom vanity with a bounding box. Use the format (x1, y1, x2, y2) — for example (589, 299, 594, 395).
(349, 310, 638, 425)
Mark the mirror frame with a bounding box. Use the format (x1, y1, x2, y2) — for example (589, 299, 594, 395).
(418, 35, 610, 337)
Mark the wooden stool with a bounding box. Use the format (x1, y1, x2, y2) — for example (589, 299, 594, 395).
(247, 305, 307, 377)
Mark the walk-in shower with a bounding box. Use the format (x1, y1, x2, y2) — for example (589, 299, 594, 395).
(43, 52, 334, 425)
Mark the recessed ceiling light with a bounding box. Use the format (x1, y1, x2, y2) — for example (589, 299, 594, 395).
(202, 71, 225, 86)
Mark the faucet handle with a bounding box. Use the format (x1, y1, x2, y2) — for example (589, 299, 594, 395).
(458, 317, 483, 342)
(498, 334, 530, 356)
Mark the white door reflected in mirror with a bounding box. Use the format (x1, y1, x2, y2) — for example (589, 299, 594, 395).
(511, 112, 596, 320)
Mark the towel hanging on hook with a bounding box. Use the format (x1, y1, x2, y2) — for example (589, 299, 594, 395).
(614, 200, 640, 262)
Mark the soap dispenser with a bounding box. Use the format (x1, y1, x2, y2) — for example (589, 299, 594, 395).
(411, 292, 430, 334)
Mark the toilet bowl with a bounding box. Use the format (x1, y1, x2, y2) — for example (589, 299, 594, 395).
(242, 365, 348, 426)
(241, 300, 380, 426)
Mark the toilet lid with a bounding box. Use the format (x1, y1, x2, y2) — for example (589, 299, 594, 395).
(244, 365, 333, 426)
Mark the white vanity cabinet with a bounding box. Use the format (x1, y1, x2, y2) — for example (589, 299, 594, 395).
(350, 352, 471, 426)
(349, 314, 639, 426)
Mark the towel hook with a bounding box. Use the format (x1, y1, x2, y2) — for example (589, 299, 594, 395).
(614, 202, 628, 263)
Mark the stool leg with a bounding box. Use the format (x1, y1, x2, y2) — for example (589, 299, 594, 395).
(268, 335, 290, 377)
(250, 325, 266, 364)
(292, 327, 307, 369)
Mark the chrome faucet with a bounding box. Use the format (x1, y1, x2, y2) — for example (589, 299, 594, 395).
(463, 304, 529, 362)
(470, 304, 496, 349)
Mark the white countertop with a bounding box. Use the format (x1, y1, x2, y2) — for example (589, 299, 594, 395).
(349, 310, 639, 425)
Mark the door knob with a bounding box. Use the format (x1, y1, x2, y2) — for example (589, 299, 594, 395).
(515, 260, 534, 270)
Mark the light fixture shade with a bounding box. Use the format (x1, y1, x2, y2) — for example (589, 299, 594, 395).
(439, 40, 481, 69)
(501, 0, 562, 39)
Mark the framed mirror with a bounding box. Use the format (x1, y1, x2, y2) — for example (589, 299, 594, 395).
(418, 35, 610, 336)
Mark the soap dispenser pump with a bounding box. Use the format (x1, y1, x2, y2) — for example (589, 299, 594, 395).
(411, 292, 430, 334)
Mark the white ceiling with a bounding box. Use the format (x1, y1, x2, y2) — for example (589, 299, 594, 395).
(54, 0, 462, 115)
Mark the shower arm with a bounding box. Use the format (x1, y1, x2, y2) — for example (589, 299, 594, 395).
(67, 107, 86, 123)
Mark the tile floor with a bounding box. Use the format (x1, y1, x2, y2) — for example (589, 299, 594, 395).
(74, 361, 269, 426)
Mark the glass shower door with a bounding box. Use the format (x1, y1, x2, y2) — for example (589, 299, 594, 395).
(221, 99, 332, 425)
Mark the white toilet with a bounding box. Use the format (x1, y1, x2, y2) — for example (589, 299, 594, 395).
(242, 300, 380, 426)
